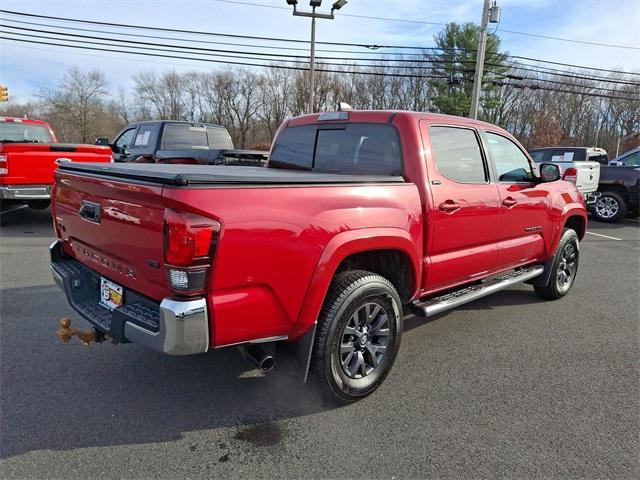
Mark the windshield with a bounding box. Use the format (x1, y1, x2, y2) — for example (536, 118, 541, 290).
(0, 122, 54, 143)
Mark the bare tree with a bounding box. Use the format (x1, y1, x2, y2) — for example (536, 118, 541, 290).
(36, 68, 109, 143)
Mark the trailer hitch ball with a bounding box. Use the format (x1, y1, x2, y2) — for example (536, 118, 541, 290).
(56, 318, 106, 346)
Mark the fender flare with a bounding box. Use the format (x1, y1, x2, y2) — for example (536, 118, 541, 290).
(555, 206, 588, 245)
(289, 227, 421, 341)
(529, 206, 586, 287)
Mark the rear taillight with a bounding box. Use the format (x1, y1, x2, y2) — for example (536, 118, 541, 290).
(0, 154, 7, 175)
(563, 167, 577, 184)
(163, 208, 221, 295)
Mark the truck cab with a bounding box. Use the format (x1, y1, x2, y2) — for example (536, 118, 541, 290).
(100, 120, 266, 166)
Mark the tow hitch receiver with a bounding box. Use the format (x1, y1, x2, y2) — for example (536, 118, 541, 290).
(55, 318, 108, 346)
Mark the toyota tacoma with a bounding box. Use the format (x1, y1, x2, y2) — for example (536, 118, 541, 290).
(50, 110, 587, 402)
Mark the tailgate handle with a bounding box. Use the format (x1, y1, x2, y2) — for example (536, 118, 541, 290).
(79, 201, 101, 223)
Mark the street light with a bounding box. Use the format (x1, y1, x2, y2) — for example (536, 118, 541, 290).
(286, 0, 348, 113)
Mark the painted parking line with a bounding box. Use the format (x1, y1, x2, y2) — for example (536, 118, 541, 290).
(585, 231, 623, 241)
(0, 205, 28, 216)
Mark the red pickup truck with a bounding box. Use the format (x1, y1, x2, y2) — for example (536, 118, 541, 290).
(50, 110, 587, 402)
(0, 117, 112, 209)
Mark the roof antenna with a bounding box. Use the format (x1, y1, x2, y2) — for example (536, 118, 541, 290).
(338, 102, 353, 111)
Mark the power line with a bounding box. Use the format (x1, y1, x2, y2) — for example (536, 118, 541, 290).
(2, 9, 638, 77)
(3, 33, 638, 103)
(210, 0, 640, 50)
(0, 29, 452, 72)
(0, 36, 448, 79)
(4, 21, 638, 88)
(212, 0, 448, 26)
(493, 80, 639, 101)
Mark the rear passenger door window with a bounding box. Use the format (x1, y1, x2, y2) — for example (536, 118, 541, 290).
(131, 124, 158, 153)
(486, 133, 533, 183)
(429, 126, 487, 183)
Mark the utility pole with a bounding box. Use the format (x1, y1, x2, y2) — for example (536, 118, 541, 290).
(309, 11, 316, 114)
(469, 0, 500, 119)
(287, 1, 348, 114)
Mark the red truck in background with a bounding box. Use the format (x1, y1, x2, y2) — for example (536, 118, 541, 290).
(0, 117, 112, 209)
(50, 110, 587, 402)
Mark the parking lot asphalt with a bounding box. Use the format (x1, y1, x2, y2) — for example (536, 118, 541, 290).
(1, 205, 638, 479)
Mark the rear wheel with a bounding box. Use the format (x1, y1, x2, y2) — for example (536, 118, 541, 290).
(592, 192, 626, 223)
(312, 270, 402, 403)
(534, 229, 580, 300)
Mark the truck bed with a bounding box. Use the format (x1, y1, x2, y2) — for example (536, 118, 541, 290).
(58, 163, 405, 186)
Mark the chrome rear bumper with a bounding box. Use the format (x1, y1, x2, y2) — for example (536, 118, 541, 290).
(50, 240, 209, 355)
(0, 185, 51, 200)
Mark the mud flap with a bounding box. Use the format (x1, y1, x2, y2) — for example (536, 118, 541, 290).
(275, 324, 317, 384)
(525, 257, 554, 287)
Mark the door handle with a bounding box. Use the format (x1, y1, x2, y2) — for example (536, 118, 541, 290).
(79, 201, 101, 223)
(439, 200, 461, 212)
(502, 197, 518, 207)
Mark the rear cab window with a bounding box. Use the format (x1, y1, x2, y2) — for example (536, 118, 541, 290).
(269, 123, 403, 176)
(0, 122, 54, 143)
(161, 124, 233, 150)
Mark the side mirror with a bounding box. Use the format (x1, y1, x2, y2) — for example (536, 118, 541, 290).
(539, 163, 561, 182)
(95, 137, 110, 146)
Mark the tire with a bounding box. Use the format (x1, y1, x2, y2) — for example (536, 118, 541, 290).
(27, 200, 50, 210)
(312, 270, 403, 403)
(592, 192, 626, 223)
(534, 228, 580, 300)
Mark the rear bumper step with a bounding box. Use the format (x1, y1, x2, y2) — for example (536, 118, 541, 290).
(0, 185, 51, 200)
(411, 266, 544, 317)
(50, 240, 209, 355)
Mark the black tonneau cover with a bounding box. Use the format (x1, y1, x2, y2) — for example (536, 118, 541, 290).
(58, 163, 405, 186)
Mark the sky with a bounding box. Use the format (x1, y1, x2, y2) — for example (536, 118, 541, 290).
(1, 0, 639, 102)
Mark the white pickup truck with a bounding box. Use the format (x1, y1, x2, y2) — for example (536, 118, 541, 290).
(528, 147, 602, 205)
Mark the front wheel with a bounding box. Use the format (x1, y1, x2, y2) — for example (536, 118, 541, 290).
(312, 270, 403, 403)
(534, 228, 580, 300)
(592, 192, 626, 222)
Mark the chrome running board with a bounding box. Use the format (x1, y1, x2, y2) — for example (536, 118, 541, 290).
(411, 266, 544, 317)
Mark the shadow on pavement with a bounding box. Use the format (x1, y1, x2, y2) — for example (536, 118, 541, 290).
(0, 205, 55, 238)
(0, 285, 337, 459)
(586, 214, 639, 231)
(403, 288, 544, 333)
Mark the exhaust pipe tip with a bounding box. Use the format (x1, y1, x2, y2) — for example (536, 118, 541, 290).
(258, 355, 275, 372)
(241, 345, 275, 372)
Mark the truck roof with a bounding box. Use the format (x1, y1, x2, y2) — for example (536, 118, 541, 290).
(529, 146, 608, 154)
(0, 116, 50, 126)
(288, 110, 501, 130)
(127, 120, 227, 129)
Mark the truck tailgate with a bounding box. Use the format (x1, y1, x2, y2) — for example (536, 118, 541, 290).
(0, 143, 112, 185)
(53, 169, 170, 301)
(574, 161, 600, 194)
